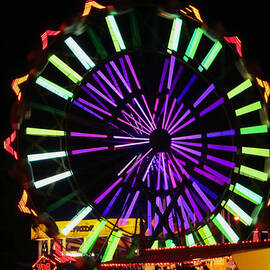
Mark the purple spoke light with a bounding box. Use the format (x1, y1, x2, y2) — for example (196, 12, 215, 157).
(172, 134, 202, 140)
(70, 132, 107, 138)
(117, 155, 139, 176)
(72, 146, 109, 155)
(206, 129, 235, 138)
(86, 82, 117, 107)
(173, 141, 202, 148)
(122, 190, 140, 225)
(96, 70, 124, 99)
(171, 143, 201, 157)
(113, 136, 149, 141)
(193, 83, 215, 108)
(192, 182, 215, 212)
(167, 55, 176, 90)
(142, 156, 155, 182)
(169, 65, 184, 95)
(164, 98, 177, 130)
(169, 117, 196, 135)
(147, 200, 152, 235)
(206, 154, 235, 168)
(166, 103, 184, 132)
(161, 153, 169, 190)
(162, 94, 169, 129)
(168, 162, 177, 188)
(177, 74, 197, 102)
(124, 55, 141, 89)
(120, 57, 131, 89)
(141, 94, 157, 129)
(105, 64, 123, 96)
(184, 187, 203, 222)
(117, 117, 151, 135)
(168, 108, 191, 134)
(156, 153, 162, 191)
(114, 141, 149, 149)
(171, 145, 199, 165)
(167, 154, 183, 183)
(207, 144, 237, 152)
(177, 196, 190, 230)
(199, 97, 224, 117)
(158, 58, 169, 93)
(93, 73, 115, 101)
(78, 97, 112, 116)
(203, 165, 231, 184)
(110, 60, 132, 93)
(73, 100, 104, 120)
(171, 153, 190, 179)
(94, 177, 123, 204)
(194, 167, 224, 186)
(102, 187, 122, 216)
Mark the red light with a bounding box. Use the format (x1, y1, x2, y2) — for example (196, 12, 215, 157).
(41, 30, 61, 50)
(3, 130, 18, 160)
(224, 36, 243, 58)
(234, 216, 240, 222)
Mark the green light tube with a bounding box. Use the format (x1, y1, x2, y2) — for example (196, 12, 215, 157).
(64, 37, 95, 70)
(34, 170, 72, 189)
(235, 101, 262, 117)
(242, 147, 270, 157)
(165, 239, 175, 248)
(183, 28, 203, 62)
(27, 151, 67, 162)
(48, 54, 82, 83)
(26, 127, 66, 137)
(151, 240, 159, 249)
(198, 41, 222, 71)
(36, 76, 74, 100)
(240, 165, 268, 182)
(101, 230, 122, 262)
(224, 199, 252, 226)
(105, 15, 126, 52)
(230, 183, 262, 205)
(212, 213, 239, 243)
(185, 233, 195, 247)
(167, 17, 182, 53)
(61, 205, 93, 236)
(79, 219, 107, 254)
(240, 125, 268, 135)
(198, 224, 216, 245)
(227, 79, 252, 99)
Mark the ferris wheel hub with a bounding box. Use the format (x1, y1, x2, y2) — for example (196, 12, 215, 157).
(149, 129, 171, 153)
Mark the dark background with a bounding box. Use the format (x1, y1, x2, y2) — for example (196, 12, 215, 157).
(0, 0, 269, 267)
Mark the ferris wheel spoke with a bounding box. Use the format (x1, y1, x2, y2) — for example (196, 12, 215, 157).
(141, 94, 157, 129)
(113, 141, 149, 150)
(117, 117, 151, 135)
(167, 108, 190, 134)
(199, 97, 224, 118)
(165, 102, 184, 132)
(193, 83, 215, 108)
(184, 187, 203, 222)
(177, 74, 197, 103)
(193, 167, 225, 186)
(169, 117, 196, 136)
(171, 145, 199, 165)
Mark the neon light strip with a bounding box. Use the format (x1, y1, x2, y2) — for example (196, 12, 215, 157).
(224, 199, 252, 226)
(142, 156, 155, 182)
(203, 165, 231, 184)
(109, 61, 132, 93)
(212, 213, 239, 243)
(207, 154, 235, 168)
(122, 190, 140, 225)
(168, 163, 177, 188)
(193, 83, 215, 108)
(117, 117, 151, 135)
(185, 233, 195, 247)
(198, 41, 222, 71)
(185, 187, 203, 221)
(113, 136, 149, 141)
(156, 154, 161, 190)
(125, 55, 141, 89)
(78, 97, 112, 116)
(231, 182, 263, 205)
(117, 155, 138, 176)
(70, 132, 107, 138)
(235, 101, 262, 116)
(166, 103, 184, 131)
(34, 170, 72, 189)
(172, 134, 202, 140)
(141, 95, 157, 129)
(167, 18, 182, 53)
(65, 37, 95, 70)
(86, 82, 117, 107)
(73, 100, 104, 120)
(183, 28, 203, 62)
(171, 145, 199, 165)
(105, 15, 126, 52)
(194, 167, 224, 185)
(101, 231, 122, 262)
(36, 76, 73, 100)
(162, 95, 169, 129)
(71, 146, 108, 155)
(61, 206, 93, 235)
(174, 141, 202, 147)
(199, 97, 224, 117)
(192, 182, 215, 212)
(48, 54, 82, 83)
(93, 72, 115, 101)
(103, 188, 122, 216)
(27, 151, 67, 162)
(190, 176, 217, 200)
(172, 143, 201, 156)
(94, 177, 123, 204)
(206, 129, 235, 137)
(26, 127, 65, 136)
(240, 125, 268, 135)
(169, 117, 196, 135)
(79, 219, 107, 254)
(147, 200, 152, 235)
(158, 58, 169, 93)
(240, 165, 268, 181)
(242, 147, 270, 157)
(178, 195, 193, 229)
(177, 74, 197, 102)
(198, 225, 216, 245)
(161, 153, 169, 190)
(227, 79, 252, 99)
(168, 109, 190, 134)
(164, 98, 177, 130)
(207, 144, 237, 152)
(114, 141, 149, 149)
(168, 55, 176, 90)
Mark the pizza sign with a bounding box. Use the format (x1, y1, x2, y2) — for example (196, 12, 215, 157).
(32, 255, 57, 270)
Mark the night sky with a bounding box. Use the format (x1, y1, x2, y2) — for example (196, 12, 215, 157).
(0, 0, 269, 267)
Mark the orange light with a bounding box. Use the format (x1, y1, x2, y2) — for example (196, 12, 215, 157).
(234, 216, 240, 222)
(81, 0, 106, 17)
(11, 74, 29, 101)
(180, 5, 204, 23)
(3, 130, 18, 160)
(41, 30, 61, 50)
(18, 189, 38, 216)
(256, 77, 270, 103)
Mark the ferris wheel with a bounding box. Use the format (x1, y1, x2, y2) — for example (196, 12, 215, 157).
(8, 0, 270, 258)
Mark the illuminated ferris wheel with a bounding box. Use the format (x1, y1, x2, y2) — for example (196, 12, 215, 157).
(8, 0, 270, 258)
